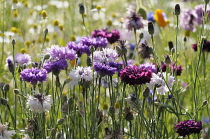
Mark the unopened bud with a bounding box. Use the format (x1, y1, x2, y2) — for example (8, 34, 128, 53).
(57, 118, 65, 125)
(44, 28, 48, 35)
(205, 0, 209, 4)
(148, 22, 154, 35)
(0, 82, 4, 89)
(3, 84, 10, 93)
(44, 54, 50, 60)
(143, 87, 150, 98)
(125, 112, 134, 121)
(12, 39, 16, 45)
(51, 128, 57, 136)
(13, 89, 19, 95)
(202, 100, 208, 107)
(183, 37, 187, 42)
(168, 41, 174, 51)
(174, 4, 180, 15)
(79, 4, 85, 15)
(139, 33, 144, 39)
(0, 98, 8, 106)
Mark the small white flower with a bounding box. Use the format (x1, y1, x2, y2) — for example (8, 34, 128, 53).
(69, 66, 95, 87)
(0, 123, 16, 139)
(148, 72, 175, 95)
(27, 92, 52, 113)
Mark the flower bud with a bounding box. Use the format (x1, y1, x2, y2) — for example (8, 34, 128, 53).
(148, 22, 154, 35)
(44, 54, 50, 60)
(79, 4, 85, 15)
(12, 39, 16, 45)
(13, 89, 19, 95)
(103, 103, 108, 110)
(57, 118, 65, 125)
(205, 0, 209, 4)
(174, 4, 180, 15)
(3, 84, 10, 93)
(51, 128, 57, 137)
(44, 28, 48, 35)
(0, 98, 8, 106)
(139, 32, 144, 40)
(184, 37, 187, 42)
(202, 100, 208, 107)
(0, 82, 4, 89)
(168, 41, 174, 51)
(143, 87, 150, 98)
(7, 59, 15, 73)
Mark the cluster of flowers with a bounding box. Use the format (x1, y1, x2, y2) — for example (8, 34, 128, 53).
(159, 62, 183, 76)
(192, 39, 210, 52)
(180, 4, 210, 33)
(175, 120, 202, 137)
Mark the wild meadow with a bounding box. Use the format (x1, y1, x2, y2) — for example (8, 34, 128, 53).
(0, 0, 210, 138)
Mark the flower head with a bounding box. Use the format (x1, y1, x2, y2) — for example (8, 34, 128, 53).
(69, 66, 94, 87)
(20, 68, 48, 85)
(0, 123, 16, 139)
(120, 65, 152, 85)
(43, 59, 67, 75)
(192, 40, 210, 52)
(175, 120, 202, 137)
(67, 42, 91, 56)
(124, 6, 144, 31)
(15, 53, 31, 66)
(80, 36, 108, 49)
(94, 63, 117, 76)
(46, 45, 77, 61)
(27, 93, 52, 113)
(154, 9, 169, 27)
(93, 48, 118, 63)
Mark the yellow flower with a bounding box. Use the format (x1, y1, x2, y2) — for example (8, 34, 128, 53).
(41, 10, 47, 19)
(154, 9, 169, 27)
(185, 30, 190, 37)
(20, 48, 27, 54)
(103, 103, 108, 110)
(114, 102, 120, 109)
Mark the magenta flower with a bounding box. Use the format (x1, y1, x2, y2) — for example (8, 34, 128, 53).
(120, 65, 152, 85)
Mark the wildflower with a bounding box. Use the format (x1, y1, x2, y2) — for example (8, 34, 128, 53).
(69, 66, 93, 87)
(148, 72, 175, 95)
(14, 53, 31, 66)
(154, 9, 169, 27)
(67, 42, 91, 56)
(192, 40, 210, 52)
(20, 68, 48, 85)
(94, 63, 117, 76)
(147, 12, 155, 22)
(120, 65, 153, 85)
(0, 123, 16, 139)
(93, 48, 118, 63)
(170, 62, 183, 76)
(175, 120, 202, 137)
(139, 63, 157, 73)
(80, 36, 108, 49)
(45, 45, 77, 61)
(27, 93, 51, 113)
(43, 59, 68, 75)
(41, 10, 47, 19)
(124, 6, 144, 31)
(137, 41, 153, 59)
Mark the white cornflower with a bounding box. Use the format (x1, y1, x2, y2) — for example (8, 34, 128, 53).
(0, 123, 16, 139)
(69, 66, 94, 87)
(93, 48, 118, 63)
(27, 92, 52, 113)
(148, 72, 175, 95)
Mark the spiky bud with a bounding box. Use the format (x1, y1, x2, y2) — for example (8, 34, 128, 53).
(148, 22, 154, 35)
(174, 4, 180, 15)
(79, 4, 85, 15)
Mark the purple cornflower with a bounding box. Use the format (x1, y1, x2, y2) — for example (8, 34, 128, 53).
(47, 45, 77, 61)
(94, 63, 117, 76)
(43, 59, 68, 75)
(80, 36, 108, 49)
(120, 65, 152, 85)
(192, 40, 210, 52)
(91, 29, 120, 44)
(124, 6, 144, 31)
(106, 30, 120, 44)
(170, 63, 183, 76)
(108, 62, 121, 72)
(139, 63, 157, 73)
(67, 42, 91, 56)
(15, 53, 31, 66)
(175, 120, 202, 137)
(20, 68, 48, 85)
(180, 9, 196, 32)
